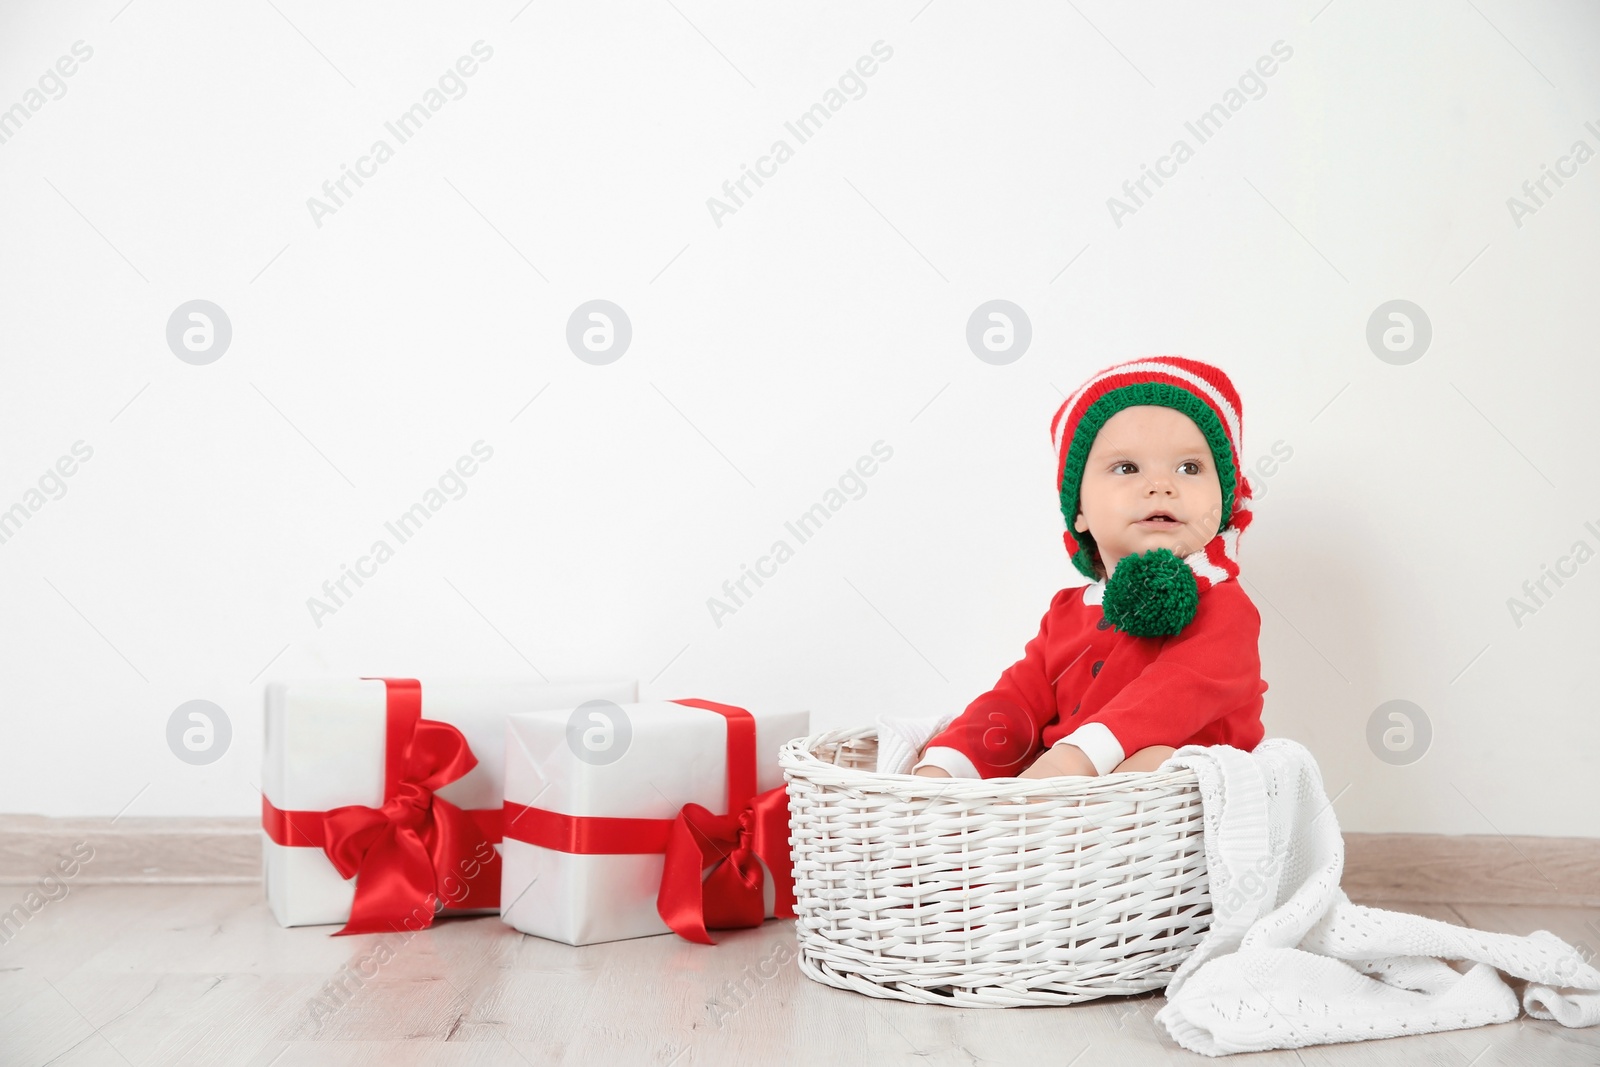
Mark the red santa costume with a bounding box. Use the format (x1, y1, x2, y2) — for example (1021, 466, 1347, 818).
(913, 356, 1268, 778)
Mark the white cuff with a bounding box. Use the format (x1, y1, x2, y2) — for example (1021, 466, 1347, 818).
(1054, 722, 1126, 777)
(910, 746, 981, 778)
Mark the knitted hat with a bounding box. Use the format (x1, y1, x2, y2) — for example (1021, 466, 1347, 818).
(1049, 356, 1254, 636)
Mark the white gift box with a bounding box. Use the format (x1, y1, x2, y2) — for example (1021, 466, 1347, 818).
(500, 699, 809, 946)
(261, 676, 638, 929)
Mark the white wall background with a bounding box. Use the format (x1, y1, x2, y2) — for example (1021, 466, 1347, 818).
(1, 0, 1596, 837)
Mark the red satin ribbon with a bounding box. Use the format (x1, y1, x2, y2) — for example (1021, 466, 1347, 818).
(501, 697, 796, 945)
(260, 677, 503, 936)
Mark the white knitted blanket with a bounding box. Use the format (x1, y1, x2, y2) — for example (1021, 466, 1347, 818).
(876, 718, 1600, 1055)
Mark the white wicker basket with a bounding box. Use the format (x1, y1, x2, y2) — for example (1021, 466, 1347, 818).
(779, 726, 1214, 1007)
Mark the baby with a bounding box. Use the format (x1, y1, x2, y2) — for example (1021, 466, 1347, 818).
(913, 356, 1267, 780)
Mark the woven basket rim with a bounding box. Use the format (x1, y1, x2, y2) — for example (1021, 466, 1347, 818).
(779, 725, 1200, 801)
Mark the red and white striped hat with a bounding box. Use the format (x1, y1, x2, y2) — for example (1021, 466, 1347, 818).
(1049, 355, 1254, 592)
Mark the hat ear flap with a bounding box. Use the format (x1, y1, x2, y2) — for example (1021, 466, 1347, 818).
(1225, 473, 1254, 534)
(1064, 529, 1103, 581)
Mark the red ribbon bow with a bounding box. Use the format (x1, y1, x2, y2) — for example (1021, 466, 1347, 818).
(261, 678, 503, 936)
(502, 697, 796, 944)
(657, 784, 797, 944)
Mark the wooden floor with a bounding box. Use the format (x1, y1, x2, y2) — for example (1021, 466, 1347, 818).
(2, 887, 1598, 1066)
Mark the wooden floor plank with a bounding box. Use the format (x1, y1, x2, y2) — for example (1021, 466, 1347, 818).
(2, 887, 1598, 1066)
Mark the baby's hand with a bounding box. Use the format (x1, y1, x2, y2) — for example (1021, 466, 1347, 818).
(1017, 743, 1097, 779)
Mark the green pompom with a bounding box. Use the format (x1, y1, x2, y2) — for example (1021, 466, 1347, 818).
(1102, 548, 1199, 637)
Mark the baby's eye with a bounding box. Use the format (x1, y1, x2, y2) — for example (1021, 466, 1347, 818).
(1179, 461, 1203, 475)
(1112, 461, 1138, 474)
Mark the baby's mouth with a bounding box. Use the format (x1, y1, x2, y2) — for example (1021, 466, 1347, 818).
(1136, 510, 1183, 527)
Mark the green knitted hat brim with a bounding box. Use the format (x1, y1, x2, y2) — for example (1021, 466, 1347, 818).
(1059, 382, 1238, 581)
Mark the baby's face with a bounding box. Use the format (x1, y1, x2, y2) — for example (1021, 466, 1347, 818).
(1073, 405, 1223, 576)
